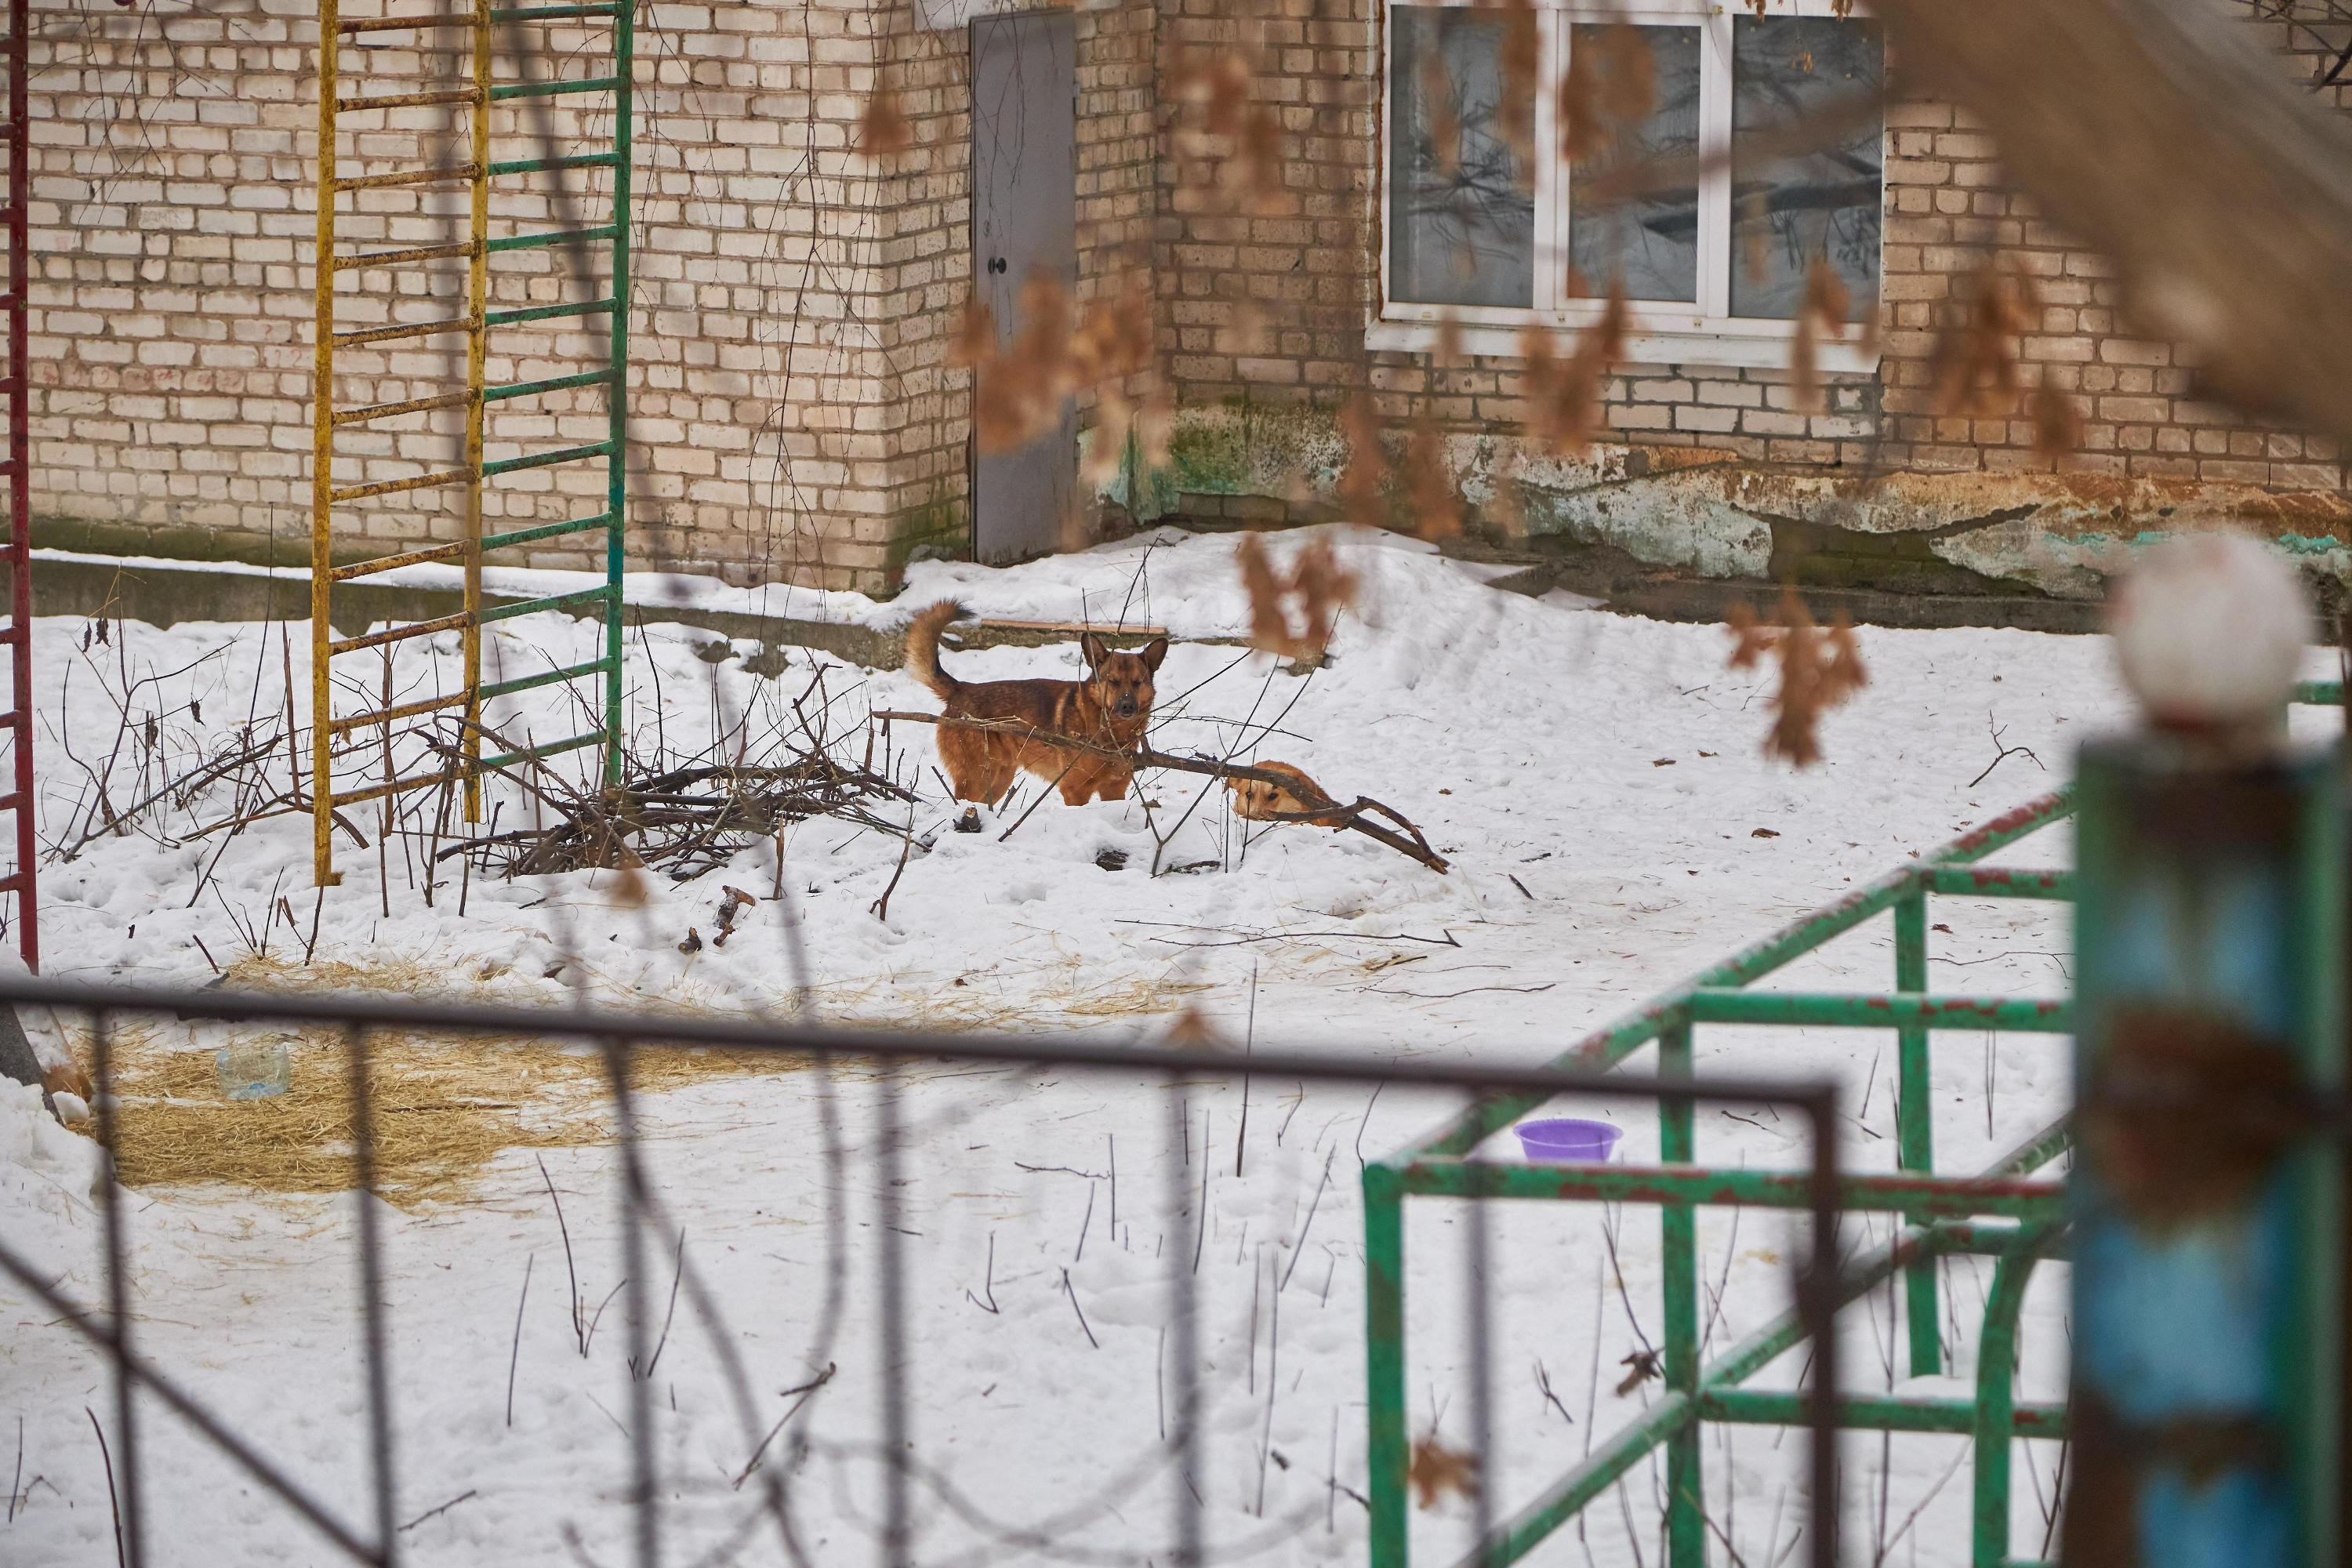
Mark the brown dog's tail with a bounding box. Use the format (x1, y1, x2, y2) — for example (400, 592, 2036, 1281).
(903, 600, 965, 699)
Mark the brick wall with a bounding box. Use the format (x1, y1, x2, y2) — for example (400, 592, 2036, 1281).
(31, 0, 2352, 597)
(1076, 0, 1156, 311)
(1145, 0, 2352, 565)
(27, 0, 988, 592)
(29, 0, 1186, 592)
(1156, 0, 1377, 405)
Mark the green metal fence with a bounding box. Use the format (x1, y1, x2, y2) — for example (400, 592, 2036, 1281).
(1365, 784, 2082, 1568)
(1367, 678, 2350, 1568)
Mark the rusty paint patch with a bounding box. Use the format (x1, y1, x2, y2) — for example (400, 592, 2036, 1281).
(2062, 1393, 2143, 1568)
(2063, 1392, 2288, 1568)
(2082, 1005, 2311, 1231)
(1957, 867, 2063, 891)
(1937, 790, 2074, 862)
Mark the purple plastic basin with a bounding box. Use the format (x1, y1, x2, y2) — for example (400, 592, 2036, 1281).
(1514, 1117, 1624, 1163)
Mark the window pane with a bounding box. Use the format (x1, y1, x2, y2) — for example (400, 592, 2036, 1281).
(1730, 16, 1884, 319)
(1568, 25, 1700, 303)
(1388, 7, 1534, 310)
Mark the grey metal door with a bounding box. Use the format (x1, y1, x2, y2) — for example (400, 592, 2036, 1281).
(969, 9, 1076, 565)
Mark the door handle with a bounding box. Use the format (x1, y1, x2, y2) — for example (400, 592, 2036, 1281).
(986, 256, 1007, 274)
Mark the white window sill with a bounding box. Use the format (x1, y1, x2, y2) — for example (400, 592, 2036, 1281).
(1365, 314, 1881, 375)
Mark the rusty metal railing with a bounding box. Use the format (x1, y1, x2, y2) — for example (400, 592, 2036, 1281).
(1366, 789, 2080, 1568)
(0, 973, 1856, 1567)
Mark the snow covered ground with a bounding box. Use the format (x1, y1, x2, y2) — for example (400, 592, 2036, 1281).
(2, 525, 2336, 1566)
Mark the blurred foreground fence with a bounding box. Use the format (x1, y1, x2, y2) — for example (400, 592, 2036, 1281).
(0, 974, 1851, 1568)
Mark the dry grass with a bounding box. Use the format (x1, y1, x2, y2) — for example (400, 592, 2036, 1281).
(64, 953, 1203, 1203)
(67, 953, 805, 1203)
(801, 963, 1211, 1033)
(85, 1018, 798, 1206)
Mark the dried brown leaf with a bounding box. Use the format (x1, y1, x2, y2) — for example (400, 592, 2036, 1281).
(1137, 384, 1174, 470)
(1409, 1438, 1481, 1508)
(1483, 472, 1529, 542)
(1236, 533, 1360, 664)
(1559, 42, 1604, 163)
(1819, 615, 1869, 706)
(956, 274, 1154, 456)
(1337, 392, 1390, 528)
(946, 299, 994, 371)
(1287, 536, 1360, 659)
(1526, 284, 1626, 455)
(1930, 256, 2034, 419)
(2030, 382, 2082, 461)
(1403, 414, 1461, 540)
(1082, 390, 1134, 485)
(1723, 590, 1868, 769)
(1724, 601, 1774, 671)
(1163, 1006, 1229, 1049)
(1422, 52, 1462, 177)
(1739, 191, 1769, 282)
(1593, 24, 1656, 125)
(1498, 0, 1539, 172)
(1236, 534, 1291, 655)
(1616, 1348, 1662, 1396)
(1790, 311, 1820, 414)
(856, 86, 910, 158)
(1168, 51, 1284, 216)
(1803, 256, 1849, 339)
(1433, 310, 1465, 367)
(1236, 106, 1285, 212)
(1214, 300, 1271, 360)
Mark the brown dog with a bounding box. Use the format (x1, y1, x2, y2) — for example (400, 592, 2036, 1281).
(1226, 760, 1350, 826)
(906, 601, 1169, 805)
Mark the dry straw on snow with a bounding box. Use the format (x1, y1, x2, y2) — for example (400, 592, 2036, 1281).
(71, 956, 793, 1203)
(67, 955, 1207, 1203)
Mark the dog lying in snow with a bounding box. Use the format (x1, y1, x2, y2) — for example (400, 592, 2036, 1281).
(1225, 760, 1349, 826)
(904, 601, 1169, 805)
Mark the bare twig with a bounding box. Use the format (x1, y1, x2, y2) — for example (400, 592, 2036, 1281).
(731, 1364, 838, 1490)
(630, 1229, 687, 1381)
(1535, 1360, 1577, 1425)
(1967, 716, 2045, 789)
(1060, 1269, 1099, 1349)
(507, 1253, 533, 1428)
(85, 1408, 125, 1568)
(1280, 1149, 1336, 1291)
(965, 1232, 1000, 1314)
(1236, 960, 1258, 1179)
(869, 801, 917, 922)
(537, 1156, 589, 1357)
(397, 1490, 480, 1535)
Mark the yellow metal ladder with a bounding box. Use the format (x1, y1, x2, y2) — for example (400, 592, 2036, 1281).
(310, 0, 633, 885)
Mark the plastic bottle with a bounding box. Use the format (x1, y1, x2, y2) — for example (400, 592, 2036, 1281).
(215, 1032, 294, 1101)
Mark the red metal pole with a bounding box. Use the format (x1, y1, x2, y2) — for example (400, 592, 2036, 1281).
(6, 0, 34, 973)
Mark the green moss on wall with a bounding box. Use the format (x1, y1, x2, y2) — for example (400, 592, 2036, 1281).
(878, 490, 967, 590)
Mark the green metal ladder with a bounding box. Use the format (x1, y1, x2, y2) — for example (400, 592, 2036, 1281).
(310, 0, 633, 885)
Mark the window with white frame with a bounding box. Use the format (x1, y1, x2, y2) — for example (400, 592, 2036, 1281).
(1377, 0, 1884, 368)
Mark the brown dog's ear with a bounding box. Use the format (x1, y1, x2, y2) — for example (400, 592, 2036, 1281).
(1080, 631, 1109, 670)
(1139, 635, 1170, 673)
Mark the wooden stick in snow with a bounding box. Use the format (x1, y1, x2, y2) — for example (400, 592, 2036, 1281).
(868, 709, 1450, 873)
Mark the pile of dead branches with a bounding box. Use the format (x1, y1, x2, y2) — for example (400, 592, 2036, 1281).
(437, 738, 916, 882)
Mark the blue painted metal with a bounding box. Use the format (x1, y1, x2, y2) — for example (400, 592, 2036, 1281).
(2071, 740, 2344, 1568)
